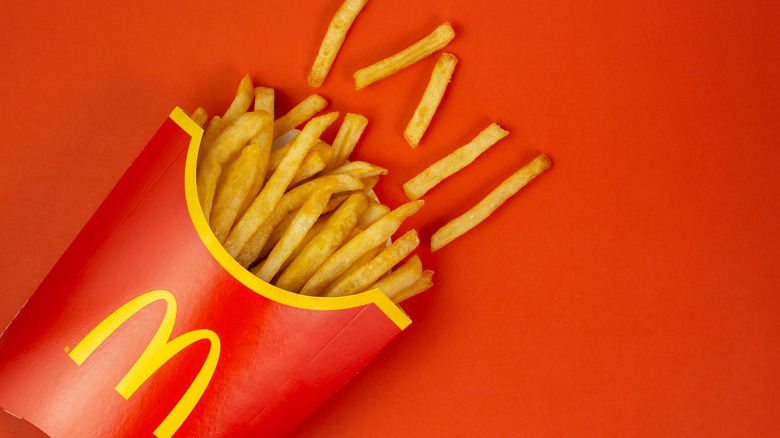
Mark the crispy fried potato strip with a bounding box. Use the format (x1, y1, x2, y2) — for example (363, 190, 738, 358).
(222, 75, 254, 125)
(323, 229, 420, 297)
(367, 254, 422, 299)
(190, 107, 208, 128)
(308, 0, 370, 88)
(390, 270, 434, 303)
(209, 143, 264, 242)
(403, 123, 509, 200)
(353, 22, 455, 90)
(224, 112, 338, 260)
(273, 94, 328, 140)
(404, 53, 458, 147)
(431, 154, 551, 251)
(300, 200, 423, 296)
(276, 193, 369, 292)
(323, 113, 368, 172)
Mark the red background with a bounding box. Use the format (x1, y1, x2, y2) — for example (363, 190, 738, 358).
(1, 0, 779, 436)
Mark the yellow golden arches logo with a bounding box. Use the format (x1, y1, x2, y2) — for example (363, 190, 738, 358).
(68, 290, 221, 438)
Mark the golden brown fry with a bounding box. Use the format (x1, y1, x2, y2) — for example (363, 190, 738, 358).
(209, 144, 264, 242)
(197, 111, 270, 221)
(324, 229, 420, 297)
(431, 154, 551, 251)
(197, 116, 224, 168)
(404, 53, 458, 147)
(190, 107, 208, 128)
(360, 176, 380, 195)
(222, 75, 254, 125)
(300, 200, 423, 296)
(236, 141, 271, 220)
(273, 95, 328, 140)
(308, 0, 370, 87)
(254, 86, 275, 113)
(276, 212, 332, 277)
(233, 173, 362, 267)
(224, 112, 339, 260)
(326, 161, 387, 180)
(268, 139, 333, 180)
(254, 178, 338, 282)
(353, 22, 455, 90)
(403, 123, 509, 200)
(357, 198, 390, 229)
(323, 113, 368, 172)
(276, 193, 369, 292)
(390, 270, 433, 303)
(324, 242, 384, 293)
(290, 150, 326, 186)
(367, 255, 422, 299)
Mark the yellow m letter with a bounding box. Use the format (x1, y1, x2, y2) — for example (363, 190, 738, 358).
(68, 290, 220, 438)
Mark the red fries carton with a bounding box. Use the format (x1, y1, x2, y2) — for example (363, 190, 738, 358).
(0, 109, 411, 437)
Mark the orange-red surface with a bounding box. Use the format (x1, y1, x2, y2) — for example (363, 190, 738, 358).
(1, 0, 779, 437)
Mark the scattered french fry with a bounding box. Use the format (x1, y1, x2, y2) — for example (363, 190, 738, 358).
(404, 53, 458, 147)
(403, 123, 509, 200)
(308, 0, 370, 88)
(353, 22, 455, 90)
(431, 154, 551, 251)
(273, 94, 328, 140)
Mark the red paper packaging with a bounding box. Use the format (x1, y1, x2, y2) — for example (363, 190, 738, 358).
(0, 108, 412, 437)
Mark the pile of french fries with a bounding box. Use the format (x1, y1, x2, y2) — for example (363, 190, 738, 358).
(193, 76, 432, 303)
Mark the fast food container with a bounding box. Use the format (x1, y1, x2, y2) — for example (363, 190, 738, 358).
(0, 108, 411, 438)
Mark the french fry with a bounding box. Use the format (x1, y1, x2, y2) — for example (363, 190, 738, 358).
(323, 113, 368, 172)
(197, 111, 270, 221)
(224, 112, 339, 260)
(367, 255, 422, 299)
(323, 229, 420, 297)
(353, 22, 455, 90)
(290, 150, 327, 186)
(233, 173, 362, 267)
(300, 200, 423, 296)
(326, 161, 387, 180)
(403, 123, 509, 200)
(357, 198, 390, 229)
(323, 242, 385, 294)
(254, 178, 338, 281)
(209, 143, 264, 243)
(268, 139, 333, 178)
(197, 116, 224, 168)
(273, 94, 328, 140)
(276, 211, 332, 276)
(190, 107, 208, 128)
(222, 75, 255, 125)
(254, 86, 275, 113)
(431, 154, 551, 251)
(276, 193, 369, 292)
(360, 176, 380, 195)
(257, 209, 297, 261)
(390, 270, 434, 303)
(236, 141, 272, 220)
(308, 0, 370, 88)
(404, 53, 458, 147)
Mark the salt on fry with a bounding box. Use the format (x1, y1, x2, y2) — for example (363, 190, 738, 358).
(353, 22, 455, 90)
(273, 94, 328, 140)
(390, 270, 434, 303)
(197, 111, 270, 221)
(323, 229, 420, 297)
(403, 123, 509, 200)
(254, 178, 338, 282)
(276, 193, 369, 292)
(431, 154, 551, 251)
(308, 0, 370, 88)
(404, 53, 458, 147)
(222, 75, 254, 125)
(323, 113, 368, 172)
(209, 143, 264, 242)
(300, 200, 423, 296)
(224, 112, 338, 260)
(367, 255, 422, 299)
